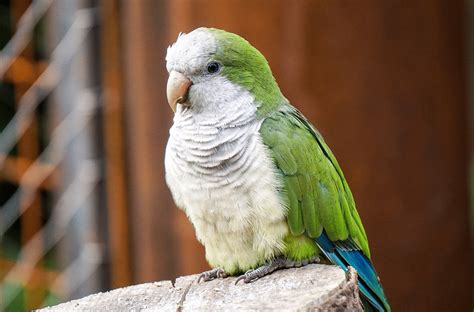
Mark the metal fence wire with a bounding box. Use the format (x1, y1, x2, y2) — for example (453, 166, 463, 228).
(0, 0, 105, 310)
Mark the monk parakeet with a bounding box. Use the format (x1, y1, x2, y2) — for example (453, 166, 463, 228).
(165, 28, 390, 311)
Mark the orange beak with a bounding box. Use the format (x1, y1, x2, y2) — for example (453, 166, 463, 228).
(167, 71, 192, 112)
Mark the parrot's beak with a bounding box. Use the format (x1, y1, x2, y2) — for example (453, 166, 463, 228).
(167, 71, 193, 112)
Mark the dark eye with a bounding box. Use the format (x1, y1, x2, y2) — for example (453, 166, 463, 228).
(207, 61, 220, 74)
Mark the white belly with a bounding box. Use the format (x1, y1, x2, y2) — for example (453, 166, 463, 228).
(165, 114, 288, 274)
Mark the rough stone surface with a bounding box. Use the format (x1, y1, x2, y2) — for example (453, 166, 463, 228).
(39, 264, 362, 311)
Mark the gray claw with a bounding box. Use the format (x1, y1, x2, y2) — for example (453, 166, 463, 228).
(234, 269, 254, 285)
(198, 268, 228, 283)
(234, 256, 320, 285)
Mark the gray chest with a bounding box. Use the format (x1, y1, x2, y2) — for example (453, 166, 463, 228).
(165, 110, 261, 192)
(164, 113, 288, 273)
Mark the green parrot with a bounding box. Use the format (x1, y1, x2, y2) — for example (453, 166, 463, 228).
(165, 28, 390, 311)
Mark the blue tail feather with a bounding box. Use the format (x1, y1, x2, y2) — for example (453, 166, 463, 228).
(314, 232, 390, 312)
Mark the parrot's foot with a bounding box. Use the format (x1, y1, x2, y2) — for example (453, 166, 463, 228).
(197, 267, 228, 283)
(235, 256, 320, 285)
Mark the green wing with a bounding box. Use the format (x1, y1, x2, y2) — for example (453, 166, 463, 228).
(260, 105, 370, 257)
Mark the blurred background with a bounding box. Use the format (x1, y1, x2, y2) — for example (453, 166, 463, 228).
(0, 0, 472, 311)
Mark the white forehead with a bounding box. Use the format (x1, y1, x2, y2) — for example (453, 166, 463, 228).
(166, 28, 217, 75)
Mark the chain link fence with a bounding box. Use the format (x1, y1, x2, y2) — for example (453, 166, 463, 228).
(0, 0, 105, 309)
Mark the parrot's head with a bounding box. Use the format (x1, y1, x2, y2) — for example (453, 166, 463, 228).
(166, 27, 285, 115)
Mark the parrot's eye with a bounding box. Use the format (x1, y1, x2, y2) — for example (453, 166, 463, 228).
(206, 61, 221, 74)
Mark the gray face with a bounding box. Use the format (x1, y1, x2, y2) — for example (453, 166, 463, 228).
(166, 28, 220, 85)
(166, 28, 246, 115)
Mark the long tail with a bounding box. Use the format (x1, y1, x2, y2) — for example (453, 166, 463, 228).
(314, 232, 391, 312)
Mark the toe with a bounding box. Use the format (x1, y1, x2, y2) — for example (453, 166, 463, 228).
(198, 268, 228, 283)
(216, 268, 228, 279)
(235, 270, 252, 285)
(197, 272, 210, 283)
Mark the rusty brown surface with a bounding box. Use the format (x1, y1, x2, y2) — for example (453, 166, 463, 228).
(10, 0, 44, 309)
(0, 155, 57, 190)
(121, 0, 186, 282)
(3, 57, 48, 85)
(121, 1, 471, 311)
(11, 0, 42, 251)
(100, 0, 133, 288)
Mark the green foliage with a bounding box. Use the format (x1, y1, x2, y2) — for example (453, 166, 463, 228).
(41, 289, 61, 308)
(260, 105, 370, 257)
(1, 281, 60, 311)
(2, 282, 25, 312)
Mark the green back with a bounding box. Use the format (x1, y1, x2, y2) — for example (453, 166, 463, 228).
(260, 104, 370, 257)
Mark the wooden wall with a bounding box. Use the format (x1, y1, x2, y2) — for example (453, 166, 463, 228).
(119, 1, 472, 311)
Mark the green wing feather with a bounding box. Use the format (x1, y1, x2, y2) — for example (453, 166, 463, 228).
(260, 105, 370, 257)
